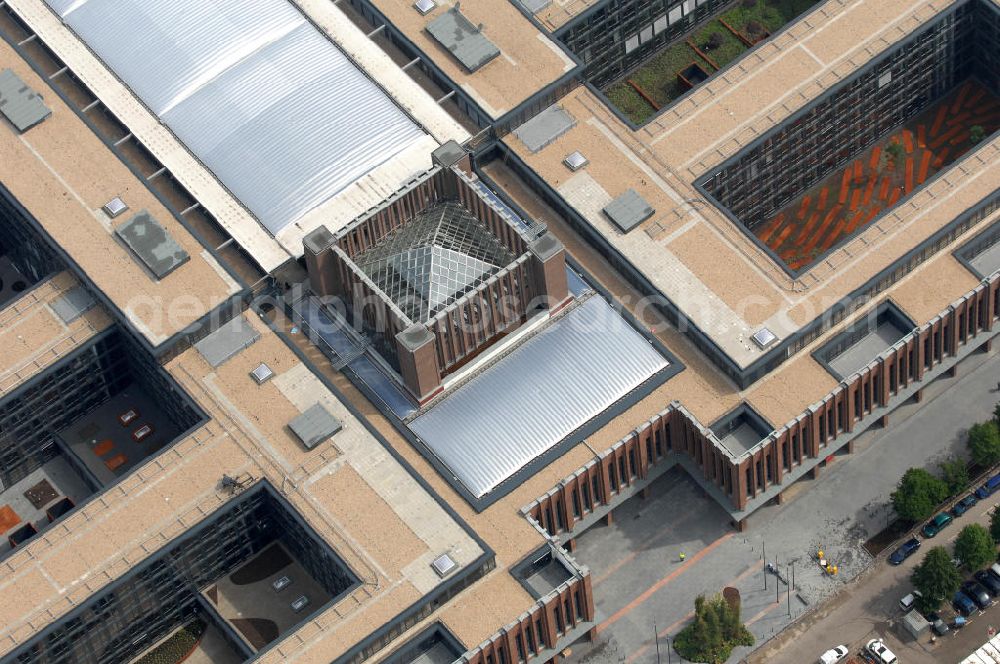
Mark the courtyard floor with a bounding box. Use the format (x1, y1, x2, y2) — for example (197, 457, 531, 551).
(564, 344, 1000, 663)
(604, 0, 821, 124)
(755, 79, 1000, 272)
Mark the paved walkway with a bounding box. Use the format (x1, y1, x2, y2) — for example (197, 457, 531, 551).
(566, 346, 1000, 663)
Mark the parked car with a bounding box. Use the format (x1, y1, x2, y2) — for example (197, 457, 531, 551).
(976, 472, 1000, 499)
(926, 612, 950, 636)
(921, 512, 954, 538)
(953, 590, 978, 615)
(866, 638, 898, 664)
(990, 562, 1000, 582)
(952, 494, 979, 516)
(900, 590, 922, 611)
(888, 538, 920, 565)
(975, 570, 1000, 595)
(819, 645, 849, 664)
(962, 580, 993, 609)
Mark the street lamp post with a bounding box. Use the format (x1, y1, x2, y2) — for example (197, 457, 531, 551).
(763, 540, 767, 590)
(787, 564, 792, 617)
(654, 622, 661, 664)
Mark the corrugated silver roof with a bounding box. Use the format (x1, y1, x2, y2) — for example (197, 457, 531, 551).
(43, 0, 425, 236)
(409, 295, 668, 498)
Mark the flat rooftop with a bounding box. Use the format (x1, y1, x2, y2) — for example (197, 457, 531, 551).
(530, 0, 605, 32)
(364, 0, 575, 118)
(0, 33, 243, 347)
(0, 314, 489, 663)
(505, 0, 998, 371)
(5, 0, 470, 271)
(0, 272, 111, 399)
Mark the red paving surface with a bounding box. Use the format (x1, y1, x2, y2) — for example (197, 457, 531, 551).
(756, 80, 999, 272)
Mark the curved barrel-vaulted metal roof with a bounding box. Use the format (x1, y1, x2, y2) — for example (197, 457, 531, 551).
(43, 0, 426, 236)
(409, 294, 669, 500)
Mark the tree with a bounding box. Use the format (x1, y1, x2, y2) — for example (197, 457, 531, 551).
(885, 141, 905, 170)
(969, 421, 1000, 467)
(993, 400, 1000, 427)
(891, 468, 950, 522)
(939, 457, 970, 496)
(912, 546, 962, 613)
(674, 594, 754, 664)
(971, 125, 986, 144)
(955, 524, 996, 571)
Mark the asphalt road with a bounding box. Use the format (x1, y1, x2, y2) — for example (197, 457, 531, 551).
(565, 346, 1000, 664)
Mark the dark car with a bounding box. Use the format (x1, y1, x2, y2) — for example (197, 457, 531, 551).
(925, 612, 949, 636)
(952, 494, 979, 516)
(954, 591, 977, 615)
(888, 538, 921, 565)
(921, 512, 953, 538)
(962, 580, 992, 610)
(975, 570, 1000, 595)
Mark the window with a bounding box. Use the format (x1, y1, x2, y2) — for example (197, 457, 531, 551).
(653, 14, 667, 34)
(640, 25, 654, 44)
(625, 34, 640, 53)
(668, 6, 683, 24)
(683, 0, 695, 14)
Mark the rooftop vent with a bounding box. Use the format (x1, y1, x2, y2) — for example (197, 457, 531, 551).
(114, 211, 190, 280)
(514, 105, 575, 153)
(563, 151, 588, 172)
(0, 68, 50, 133)
(288, 403, 343, 450)
(414, 0, 435, 15)
(250, 362, 274, 385)
(751, 327, 777, 349)
(426, 7, 500, 72)
(102, 196, 128, 219)
(603, 189, 654, 234)
(431, 552, 457, 578)
(195, 315, 261, 368)
(50, 286, 97, 324)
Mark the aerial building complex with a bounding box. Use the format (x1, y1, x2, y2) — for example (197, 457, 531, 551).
(0, 0, 998, 662)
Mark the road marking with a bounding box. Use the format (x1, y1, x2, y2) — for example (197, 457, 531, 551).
(745, 599, 782, 627)
(595, 533, 735, 635)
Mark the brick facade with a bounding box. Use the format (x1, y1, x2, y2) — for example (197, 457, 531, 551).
(527, 275, 1000, 534)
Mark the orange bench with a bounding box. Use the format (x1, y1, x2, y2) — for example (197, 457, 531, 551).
(105, 454, 127, 472)
(93, 439, 114, 456)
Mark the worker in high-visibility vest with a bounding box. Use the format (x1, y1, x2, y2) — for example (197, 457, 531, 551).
(679, 552, 686, 562)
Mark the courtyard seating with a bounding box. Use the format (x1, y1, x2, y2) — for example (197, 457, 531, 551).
(118, 408, 139, 426)
(104, 453, 127, 472)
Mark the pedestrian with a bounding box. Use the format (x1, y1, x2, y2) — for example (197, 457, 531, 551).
(679, 552, 686, 562)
